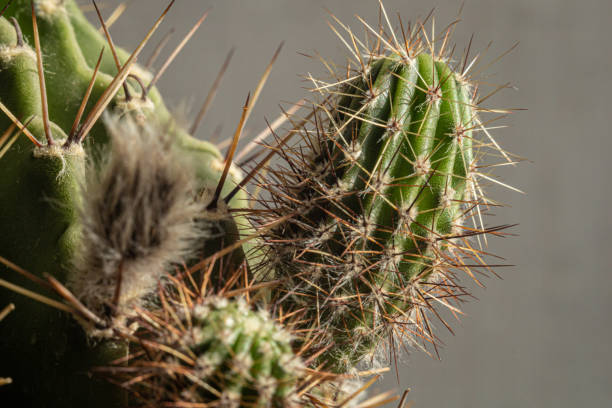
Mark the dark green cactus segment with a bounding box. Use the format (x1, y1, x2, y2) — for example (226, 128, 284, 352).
(0, 15, 128, 402)
(0, 133, 128, 405)
(257, 50, 476, 372)
(130, 298, 302, 408)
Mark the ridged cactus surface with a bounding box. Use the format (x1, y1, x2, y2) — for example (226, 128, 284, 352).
(333, 54, 473, 274)
(0, 10, 128, 405)
(257, 36, 489, 372)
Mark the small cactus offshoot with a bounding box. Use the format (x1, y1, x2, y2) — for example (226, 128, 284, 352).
(111, 292, 303, 407)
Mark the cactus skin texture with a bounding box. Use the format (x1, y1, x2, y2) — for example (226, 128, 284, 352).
(0, 0, 250, 225)
(257, 38, 485, 371)
(121, 296, 302, 408)
(0, 134, 127, 407)
(0, 13, 128, 406)
(0, 1, 248, 405)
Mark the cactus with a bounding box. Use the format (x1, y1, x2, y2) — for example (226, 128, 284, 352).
(0, 0, 517, 406)
(0, 1, 251, 405)
(254, 12, 513, 373)
(0, 8, 128, 403)
(115, 294, 303, 408)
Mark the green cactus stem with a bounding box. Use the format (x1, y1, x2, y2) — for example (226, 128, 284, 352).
(255, 17, 507, 373)
(0, 11, 129, 405)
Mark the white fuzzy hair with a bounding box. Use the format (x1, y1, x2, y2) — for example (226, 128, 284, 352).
(71, 116, 202, 317)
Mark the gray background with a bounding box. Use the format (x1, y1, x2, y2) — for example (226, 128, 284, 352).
(96, 0, 611, 406)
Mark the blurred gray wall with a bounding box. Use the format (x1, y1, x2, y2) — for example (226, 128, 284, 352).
(98, 0, 612, 406)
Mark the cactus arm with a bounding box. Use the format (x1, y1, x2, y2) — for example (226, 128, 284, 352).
(259, 46, 486, 371)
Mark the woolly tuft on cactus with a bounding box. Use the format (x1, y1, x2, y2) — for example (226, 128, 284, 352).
(72, 116, 203, 319)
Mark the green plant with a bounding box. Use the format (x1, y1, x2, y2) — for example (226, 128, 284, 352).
(0, 0, 516, 406)
(0, 0, 251, 405)
(256, 33, 492, 372)
(119, 293, 303, 407)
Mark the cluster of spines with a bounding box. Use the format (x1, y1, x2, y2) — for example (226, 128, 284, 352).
(102, 261, 303, 408)
(251, 4, 517, 373)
